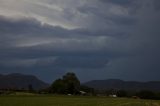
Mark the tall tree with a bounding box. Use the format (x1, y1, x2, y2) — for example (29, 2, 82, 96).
(62, 72, 80, 94)
(50, 79, 65, 94)
(51, 72, 80, 94)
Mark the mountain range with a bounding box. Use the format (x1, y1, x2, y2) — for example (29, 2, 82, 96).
(0, 73, 49, 90)
(83, 79, 160, 91)
(1, 73, 160, 92)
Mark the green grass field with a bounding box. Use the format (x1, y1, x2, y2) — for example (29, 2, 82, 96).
(0, 95, 160, 106)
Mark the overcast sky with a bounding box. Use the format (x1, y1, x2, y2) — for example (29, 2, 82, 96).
(0, 0, 160, 83)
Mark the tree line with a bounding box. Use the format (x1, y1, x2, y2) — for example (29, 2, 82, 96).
(45, 72, 160, 100)
(1, 72, 160, 100)
(46, 72, 93, 95)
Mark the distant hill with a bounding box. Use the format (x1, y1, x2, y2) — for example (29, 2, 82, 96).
(83, 79, 160, 91)
(0, 73, 49, 90)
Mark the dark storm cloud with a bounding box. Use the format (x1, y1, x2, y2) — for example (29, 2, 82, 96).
(0, 15, 114, 70)
(52, 56, 108, 68)
(100, 0, 134, 6)
(0, 0, 160, 82)
(0, 15, 70, 38)
(153, 0, 160, 10)
(77, 4, 136, 26)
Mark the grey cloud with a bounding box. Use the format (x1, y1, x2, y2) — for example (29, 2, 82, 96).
(100, 0, 134, 6)
(0, 15, 120, 70)
(0, 0, 160, 82)
(52, 56, 109, 68)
